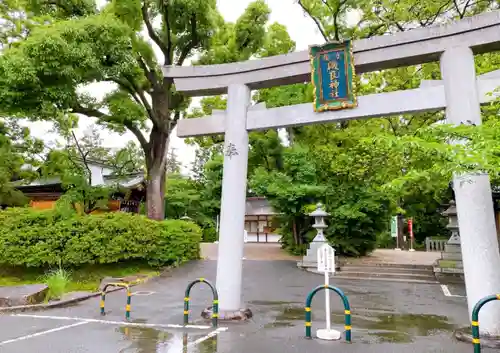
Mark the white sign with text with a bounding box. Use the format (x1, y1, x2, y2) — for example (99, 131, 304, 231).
(317, 244, 336, 273)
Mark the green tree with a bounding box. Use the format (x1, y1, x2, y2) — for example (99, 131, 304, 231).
(0, 119, 43, 207)
(0, 0, 283, 220)
(250, 145, 326, 253)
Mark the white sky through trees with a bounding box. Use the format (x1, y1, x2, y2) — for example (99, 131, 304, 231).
(23, 0, 326, 174)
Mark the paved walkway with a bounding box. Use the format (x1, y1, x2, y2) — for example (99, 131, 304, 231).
(201, 243, 301, 261)
(343, 249, 441, 266)
(0, 259, 489, 353)
(201, 244, 441, 265)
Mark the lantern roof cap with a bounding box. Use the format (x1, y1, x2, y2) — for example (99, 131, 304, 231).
(442, 200, 457, 216)
(309, 203, 330, 217)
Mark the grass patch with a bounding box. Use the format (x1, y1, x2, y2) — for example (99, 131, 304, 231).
(0, 262, 160, 295)
(43, 267, 71, 301)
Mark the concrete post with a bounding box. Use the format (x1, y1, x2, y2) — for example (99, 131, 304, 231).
(440, 46, 500, 336)
(215, 84, 251, 317)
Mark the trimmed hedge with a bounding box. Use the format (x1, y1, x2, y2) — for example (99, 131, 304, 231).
(0, 208, 201, 267)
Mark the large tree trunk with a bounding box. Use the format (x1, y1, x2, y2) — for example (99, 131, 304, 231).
(145, 128, 169, 220)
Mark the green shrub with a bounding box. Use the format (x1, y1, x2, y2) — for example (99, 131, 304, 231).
(202, 226, 218, 242)
(0, 208, 201, 268)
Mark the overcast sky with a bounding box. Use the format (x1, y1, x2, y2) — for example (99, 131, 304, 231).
(25, 0, 325, 173)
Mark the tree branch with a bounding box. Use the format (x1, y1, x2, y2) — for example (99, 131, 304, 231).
(72, 104, 150, 154)
(111, 78, 143, 105)
(330, 0, 348, 41)
(452, 0, 463, 17)
(136, 56, 161, 91)
(297, 0, 329, 41)
(387, 117, 398, 135)
(71, 130, 92, 185)
(424, 1, 452, 27)
(141, 1, 170, 64)
(162, 1, 173, 65)
(120, 75, 158, 126)
(461, 0, 473, 18)
(366, 24, 385, 37)
(176, 15, 198, 66)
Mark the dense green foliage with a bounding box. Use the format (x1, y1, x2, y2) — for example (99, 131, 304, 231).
(0, 120, 43, 207)
(0, 208, 201, 267)
(1, 0, 500, 259)
(187, 1, 500, 257)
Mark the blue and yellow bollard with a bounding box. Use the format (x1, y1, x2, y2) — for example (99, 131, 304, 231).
(304, 284, 352, 342)
(183, 278, 219, 328)
(100, 283, 132, 321)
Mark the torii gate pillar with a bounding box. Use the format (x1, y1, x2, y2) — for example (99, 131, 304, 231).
(214, 84, 252, 319)
(441, 46, 500, 336)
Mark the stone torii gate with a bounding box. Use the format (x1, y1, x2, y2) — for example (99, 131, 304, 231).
(164, 11, 500, 334)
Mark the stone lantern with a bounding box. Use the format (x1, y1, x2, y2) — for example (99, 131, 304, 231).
(310, 203, 329, 243)
(298, 203, 333, 271)
(442, 200, 460, 245)
(436, 200, 463, 280)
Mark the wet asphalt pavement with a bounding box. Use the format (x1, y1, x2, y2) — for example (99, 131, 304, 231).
(0, 260, 497, 352)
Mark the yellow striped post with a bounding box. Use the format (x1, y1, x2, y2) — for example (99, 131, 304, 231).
(100, 283, 131, 321)
(183, 278, 219, 328)
(304, 285, 352, 342)
(471, 294, 500, 353)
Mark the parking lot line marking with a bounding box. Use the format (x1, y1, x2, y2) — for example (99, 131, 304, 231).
(441, 284, 465, 297)
(186, 328, 221, 348)
(0, 321, 88, 346)
(131, 291, 156, 296)
(12, 314, 223, 330)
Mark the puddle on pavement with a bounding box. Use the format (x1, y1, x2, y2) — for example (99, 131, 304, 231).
(268, 305, 455, 344)
(367, 331, 413, 343)
(263, 321, 296, 328)
(248, 300, 301, 305)
(119, 326, 218, 352)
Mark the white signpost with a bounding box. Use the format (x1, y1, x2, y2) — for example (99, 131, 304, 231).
(316, 244, 340, 341)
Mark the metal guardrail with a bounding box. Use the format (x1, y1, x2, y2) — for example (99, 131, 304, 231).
(184, 278, 219, 328)
(304, 285, 352, 342)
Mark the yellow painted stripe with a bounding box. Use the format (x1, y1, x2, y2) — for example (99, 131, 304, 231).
(184, 297, 189, 302)
(472, 338, 480, 344)
(125, 305, 131, 311)
(305, 322, 311, 327)
(213, 300, 219, 304)
(100, 301, 105, 308)
(345, 325, 352, 330)
(305, 307, 311, 312)
(472, 321, 479, 326)
(212, 314, 219, 318)
(183, 310, 189, 315)
(345, 310, 351, 315)
(199, 277, 205, 282)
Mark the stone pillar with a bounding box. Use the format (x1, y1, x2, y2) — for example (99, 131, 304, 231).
(441, 46, 500, 335)
(214, 84, 252, 319)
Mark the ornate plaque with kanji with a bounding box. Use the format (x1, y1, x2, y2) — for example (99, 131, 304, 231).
(310, 40, 357, 112)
